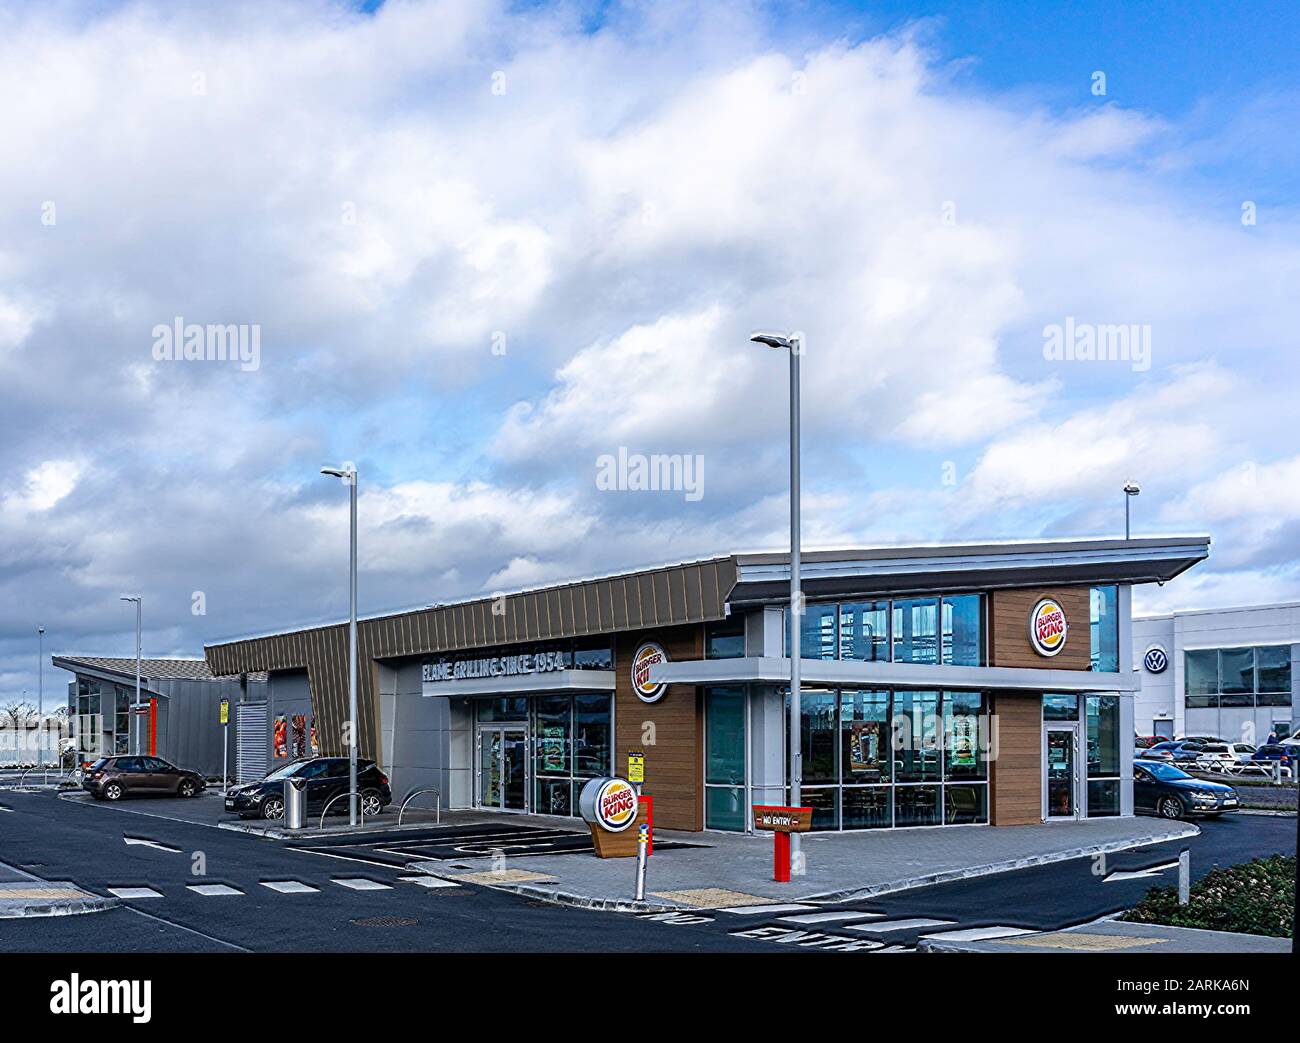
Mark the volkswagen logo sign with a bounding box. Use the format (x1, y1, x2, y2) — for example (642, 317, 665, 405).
(1143, 645, 1169, 674)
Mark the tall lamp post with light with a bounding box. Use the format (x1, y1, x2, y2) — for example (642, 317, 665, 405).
(120, 597, 142, 755)
(1124, 481, 1141, 539)
(750, 330, 804, 872)
(37, 626, 45, 767)
(321, 463, 360, 826)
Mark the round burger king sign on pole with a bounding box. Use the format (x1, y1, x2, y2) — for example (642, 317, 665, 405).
(592, 778, 638, 833)
(1029, 597, 1068, 657)
(631, 642, 668, 703)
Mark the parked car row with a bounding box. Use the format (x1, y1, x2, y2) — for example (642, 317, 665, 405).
(82, 754, 393, 821)
(1134, 735, 1297, 774)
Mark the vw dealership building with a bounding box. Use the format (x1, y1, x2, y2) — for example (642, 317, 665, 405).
(202, 536, 1209, 833)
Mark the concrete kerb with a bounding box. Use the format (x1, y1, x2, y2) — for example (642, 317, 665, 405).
(797, 823, 1199, 903)
(0, 882, 119, 920)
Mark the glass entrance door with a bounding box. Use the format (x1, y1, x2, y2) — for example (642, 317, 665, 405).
(1045, 727, 1079, 819)
(477, 727, 529, 811)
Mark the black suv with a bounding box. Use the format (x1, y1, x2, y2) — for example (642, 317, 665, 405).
(224, 757, 391, 820)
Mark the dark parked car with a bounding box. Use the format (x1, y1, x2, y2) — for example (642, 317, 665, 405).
(82, 756, 206, 801)
(1149, 740, 1205, 764)
(224, 757, 391, 820)
(1251, 744, 1298, 772)
(1134, 760, 1239, 819)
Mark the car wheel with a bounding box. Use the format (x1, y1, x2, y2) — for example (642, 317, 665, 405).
(1158, 796, 1185, 820)
(103, 781, 124, 801)
(178, 779, 197, 798)
(261, 797, 285, 820)
(360, 791, 383, 817)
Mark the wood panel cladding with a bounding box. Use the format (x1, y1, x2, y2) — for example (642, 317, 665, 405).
(615, 625, 703, 831)
(988, 587, 1092, 671)
(989, 690, 1042, 825)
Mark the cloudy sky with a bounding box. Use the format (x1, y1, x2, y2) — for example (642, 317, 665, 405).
(3, 0, 1298, 704)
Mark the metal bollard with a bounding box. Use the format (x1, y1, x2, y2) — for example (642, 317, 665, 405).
(1178, 847, 1190, 905)
(284, 777, 307, 830)
(631, 827, 647, 899)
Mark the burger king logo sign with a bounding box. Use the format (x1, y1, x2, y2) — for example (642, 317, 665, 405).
(1029, 598, 1068, 657)
(591, 778, 638, 832)
(631, 642, 668, 703)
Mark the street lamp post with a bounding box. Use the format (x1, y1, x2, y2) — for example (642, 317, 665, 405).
(37, 627, 44, 767)
(1123, 480, 1141, 539)
(322, 464, 359, 826)
(120, 597, 142, 755)
(751, 331, 804, 872)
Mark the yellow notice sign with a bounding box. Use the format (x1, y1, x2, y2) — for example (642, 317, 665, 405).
(627, 749, 645, 784)
(219, 700, 229, 725)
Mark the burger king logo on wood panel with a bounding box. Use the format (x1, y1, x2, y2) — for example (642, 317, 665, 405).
(632, 642, 668, 703)
(593, 778, 638, 832)
(1029, 598, 1068, 657)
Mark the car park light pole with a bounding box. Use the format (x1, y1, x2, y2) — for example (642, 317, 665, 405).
(1123, 480, 1140, 539)
(120, 596, 142, 756)
(37, 626, 45, 767)
(321, 464, 359, 826)
(751, 330, 804, 870)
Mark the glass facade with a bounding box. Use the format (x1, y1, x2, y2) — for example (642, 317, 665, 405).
(1085, 695, 1121, 816)
(704, 686, 746, 830)
(1183, 646, 1293, 708)
(1090, 585, 1120, 672)
(473, 694, 612, 818)
(787, 596, 984, 666)
(70, 679, 134, 756)
(786, 688, 990, 831)
(704, 618, 745, 660)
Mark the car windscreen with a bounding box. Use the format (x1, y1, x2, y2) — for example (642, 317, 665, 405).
(262, 761, 309, 782)
(1142, 762, 1193, 781)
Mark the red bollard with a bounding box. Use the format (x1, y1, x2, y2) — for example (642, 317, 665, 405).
(774, 831, 791, 883)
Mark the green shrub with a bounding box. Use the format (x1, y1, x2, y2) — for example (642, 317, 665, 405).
(1122, 855, 1294, 938)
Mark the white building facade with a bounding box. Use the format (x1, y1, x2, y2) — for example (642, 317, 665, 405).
(1132, 602, 1300, 743)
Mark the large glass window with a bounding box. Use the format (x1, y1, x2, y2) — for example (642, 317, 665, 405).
(839, 602, 889, 662)
(501, 694, 610, 819)
(786, 603, 839, 660)
(705, 618, 746, 660)
(943, 596, 983, 666)
(1183, 646, 1295, 708)
(572, 695, 611, 778)
(1085, 695, 1121, 817)
(893, 599, 940, 664)
(784, 688, 989, 832)
(533, 695, 571, 816)
(1089, 585, 1120, 672)
(704, 687, 747, 831)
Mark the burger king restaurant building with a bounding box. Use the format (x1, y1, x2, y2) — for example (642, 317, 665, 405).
(204, 537, 1208, 834)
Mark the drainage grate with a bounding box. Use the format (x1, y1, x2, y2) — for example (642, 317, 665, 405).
(350, 916, 420, 927)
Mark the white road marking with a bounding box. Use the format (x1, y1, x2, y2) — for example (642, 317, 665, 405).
(778, 910, 884, 924)
(187, 883, 243, 896)
(730, 925, 883, 951)
(844, 917, 955, 933)
(107, 886, 163, 899)
(333, 878, 393, 891)
(718, 903, 818, 915)
(123, 837, 182, 852)
(397, 875, 461, 889)
(920, 925, 1037, 942)
(1104, 862, 1178, 883)
(261, 880, 319, 894)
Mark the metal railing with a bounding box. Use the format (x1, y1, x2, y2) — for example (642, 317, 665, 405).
(318, 790, 369, 831)
(398, 787, 442, 826)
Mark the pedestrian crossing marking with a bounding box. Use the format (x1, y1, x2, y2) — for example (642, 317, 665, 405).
(261, 880, 319, 894)
(920, 925, 1036, 942)
(398, 875, 461, 889)
(778, 910, 883, 924)
(107, 887, 163, 899)
(333, 878, 393, 891)
(719, 903, 818, 915)
(844, 917, 955, 933)
(187, 884, 243, 896)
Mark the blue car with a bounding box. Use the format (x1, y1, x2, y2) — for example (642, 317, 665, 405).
(1134, 760, 1239, 819)
(1148, 740, 1205, 764)
(1251, 744, 1298, 772)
